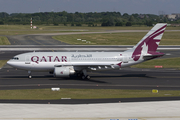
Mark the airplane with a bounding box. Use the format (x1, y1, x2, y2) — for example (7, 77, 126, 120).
(7, 23, 167, 79)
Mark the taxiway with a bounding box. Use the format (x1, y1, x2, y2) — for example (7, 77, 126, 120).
(1, 67, 180, 90)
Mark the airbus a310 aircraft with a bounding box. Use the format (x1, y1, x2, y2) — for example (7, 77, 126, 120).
(7, 23, 167, 79)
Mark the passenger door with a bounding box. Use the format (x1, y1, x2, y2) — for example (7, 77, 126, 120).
(25, 55, 31, 64)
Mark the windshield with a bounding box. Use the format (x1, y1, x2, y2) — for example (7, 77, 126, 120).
(11, 57, 19, 60)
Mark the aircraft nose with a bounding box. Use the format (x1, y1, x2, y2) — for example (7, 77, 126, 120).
(7, 60, 11, 65)
(7, 60, 14, 66)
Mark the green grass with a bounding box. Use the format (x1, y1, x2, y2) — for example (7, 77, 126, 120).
(0, 25, 180, 45)
(132, 57, 180, 69)
(52, 31, 180, 45)
(0, 36, 10, 45)
(161, 31, 180, 45)
(0, 24, 179, 35)
(52, 32, 146, 45)
(0, 88, 179, 100)
(0, 25, 85, 35)
(0, 25, 162, 30)
(0, 60, 8, 68)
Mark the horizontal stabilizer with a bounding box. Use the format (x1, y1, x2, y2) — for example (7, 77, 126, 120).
(143, 52, 165, 60)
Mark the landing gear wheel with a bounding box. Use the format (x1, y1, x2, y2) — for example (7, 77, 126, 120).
(82, 75, 86, 80)
(81, 75, 90, 80)
(28, 71, 32, 79)
(86, 75, 90, 80)
(77, 73, 81, 77)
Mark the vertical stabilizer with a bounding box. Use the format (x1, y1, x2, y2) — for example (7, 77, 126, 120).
(129, 23, 167, 61)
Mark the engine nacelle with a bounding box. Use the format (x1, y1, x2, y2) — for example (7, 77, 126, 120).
(53, 66, 75, 78)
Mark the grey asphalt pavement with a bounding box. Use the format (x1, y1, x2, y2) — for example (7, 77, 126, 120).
(1, 66, 180, 90)
(7, 35, 68, 45)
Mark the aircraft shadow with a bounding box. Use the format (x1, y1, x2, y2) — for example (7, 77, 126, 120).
(91, 74, 155, 79)
(2, 74, 154, 84)
(2, 74, 154, 79)
(2, 75, 53, 79)
(50, 77, 108, 84)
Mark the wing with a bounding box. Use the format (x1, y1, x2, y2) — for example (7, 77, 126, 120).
(54, 61, 122, 71)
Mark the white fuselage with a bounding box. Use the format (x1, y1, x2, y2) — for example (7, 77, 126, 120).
(7, 51, 143, 72)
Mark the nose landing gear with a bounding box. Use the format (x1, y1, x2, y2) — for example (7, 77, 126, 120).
(28, 70, 32, 79)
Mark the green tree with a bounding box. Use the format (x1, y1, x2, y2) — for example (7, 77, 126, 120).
(123, 13, 129, 19)
(146, 20, 153, 26)
(129, 16, 134, 22)
(76, 23, 82, 26)
(126, 22, 132, 26)
(0, 21, 4, 25)
(53, 22, 58, 26)
(115, 22, 123, 26)
(71, 23, 74, 26)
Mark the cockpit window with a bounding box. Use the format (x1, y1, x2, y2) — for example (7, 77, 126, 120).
(12, 57, 19, 60)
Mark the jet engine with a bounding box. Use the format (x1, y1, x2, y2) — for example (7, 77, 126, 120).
(53, 66, 75, 77)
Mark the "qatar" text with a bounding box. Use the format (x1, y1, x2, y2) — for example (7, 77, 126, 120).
(31, 56, 67, 64)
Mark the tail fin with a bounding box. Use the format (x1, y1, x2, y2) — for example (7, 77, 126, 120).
(129, 23, 167, 61)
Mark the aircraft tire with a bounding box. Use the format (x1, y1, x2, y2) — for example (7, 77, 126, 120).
(86, 75, 90, 80)
(82, 75, 86, 80)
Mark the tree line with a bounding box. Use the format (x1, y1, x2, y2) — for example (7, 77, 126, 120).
(0, 11, 178, 26)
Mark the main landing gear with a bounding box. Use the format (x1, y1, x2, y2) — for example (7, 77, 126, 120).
(81, 75, 90, 80)
(78, 69, 90, 80)
(28, 70, 32, 79)
(77, 69, 90, 80)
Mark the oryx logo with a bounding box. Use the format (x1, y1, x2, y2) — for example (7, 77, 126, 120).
(132, 24, 166, 61)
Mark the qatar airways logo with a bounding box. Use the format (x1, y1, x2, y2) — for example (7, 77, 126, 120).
(31, 56, 67, 64)
(132, 25, 166, 61)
